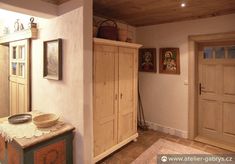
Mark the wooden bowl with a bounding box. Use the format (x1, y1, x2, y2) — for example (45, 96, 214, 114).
(33, 113, 59, 128)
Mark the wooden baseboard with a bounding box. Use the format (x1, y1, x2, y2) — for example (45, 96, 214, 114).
(93, 133, 138, 163)
(195, 136, 235, 152)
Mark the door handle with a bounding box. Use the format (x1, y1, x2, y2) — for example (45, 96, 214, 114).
(120, 93, 123, 99)
(199, 83, 206, 95)
(199, 83, 201, 95)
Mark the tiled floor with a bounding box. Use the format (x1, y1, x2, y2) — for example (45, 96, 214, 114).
(98, 129, 234, 164)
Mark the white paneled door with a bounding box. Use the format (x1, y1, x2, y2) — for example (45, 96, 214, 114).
(9, 40, 30, 115)
(198, 44, 235, 149)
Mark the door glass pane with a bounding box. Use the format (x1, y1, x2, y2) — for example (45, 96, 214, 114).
(228, 46, 235, 59)
(18, 46, 25, 60)
(11, 62, 17, 75)
(204, 47, 213, 59)
(19, 63, 25, 77)
(215, 47, 225, 59)
(12, 47, 17, 59)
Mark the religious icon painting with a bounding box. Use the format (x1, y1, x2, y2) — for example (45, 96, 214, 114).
(139, 48, 157, 73)
(159, 48, 180, 74)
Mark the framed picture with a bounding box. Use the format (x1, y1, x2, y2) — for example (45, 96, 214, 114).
(139, 48, 157, 72)
(159, 48, 180, 74)
(43, 39, 62, 80)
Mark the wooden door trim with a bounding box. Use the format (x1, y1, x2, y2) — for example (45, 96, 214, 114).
(188, 31, 235, 139)
(0, 45, 9, 117)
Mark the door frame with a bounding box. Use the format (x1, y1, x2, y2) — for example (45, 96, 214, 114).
(0, 45, 9, 117)
(188, 31, 235, 139)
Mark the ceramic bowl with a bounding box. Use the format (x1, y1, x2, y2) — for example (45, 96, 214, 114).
(8, 114, 32, 124)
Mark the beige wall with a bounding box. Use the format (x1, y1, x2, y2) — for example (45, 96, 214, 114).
(136, 14, 235, 138)
(31, 9, 85, 163)
(0, 1, 93, 163)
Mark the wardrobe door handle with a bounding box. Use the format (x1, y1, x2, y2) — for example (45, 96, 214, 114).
(199, 83, 202, 95)
(120, 93, 123, 99)
(199, 83, 206, 95)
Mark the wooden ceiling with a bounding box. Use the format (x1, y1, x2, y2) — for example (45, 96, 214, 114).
(93, 0, 235, 26)
(41, 0, 70, 5)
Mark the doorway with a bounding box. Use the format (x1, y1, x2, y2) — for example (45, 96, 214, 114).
(9, 40, 30, 115)
(0, 39, 31, 117)
(188, 32, 235, 152)
(197, 42, 235, 150)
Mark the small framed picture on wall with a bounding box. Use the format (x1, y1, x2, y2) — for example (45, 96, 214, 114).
(139, 48, 157, 73)
(159, 48, 180, 74)
(43, 39, 62, 80)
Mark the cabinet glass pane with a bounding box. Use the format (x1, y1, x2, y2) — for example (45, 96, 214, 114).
(11, 63, 17, 75)
(204, 47, 213, 59)
(19, 46, 25, 60)
(19, 63, 25, 77)
(228, 46, 235, 59)
(215, 47, 225, 59)
(12, 47, 17, 59)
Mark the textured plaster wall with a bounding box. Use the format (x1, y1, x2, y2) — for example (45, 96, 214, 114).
(136, 13, 235, 137)
(0, 1, 93, 162)
(31, 9, 85, 163)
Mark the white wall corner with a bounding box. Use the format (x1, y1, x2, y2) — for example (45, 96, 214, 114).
(82, 0, 93, 163)
(145, 121, 188, 139)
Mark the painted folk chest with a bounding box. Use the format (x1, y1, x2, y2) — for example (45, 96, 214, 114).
(0, 123, 74, 164)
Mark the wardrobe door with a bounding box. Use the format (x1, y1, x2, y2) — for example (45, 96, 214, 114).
(118, 47, 138, 142)
(93, 44, 119, 156)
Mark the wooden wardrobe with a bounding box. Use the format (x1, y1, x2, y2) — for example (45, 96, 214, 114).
(93, 38, 142, 162)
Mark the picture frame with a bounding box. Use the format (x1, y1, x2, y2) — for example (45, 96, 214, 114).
(139, 48, 157, 72)
(159, 48, 180, 74)
(43, 39, 62, 80)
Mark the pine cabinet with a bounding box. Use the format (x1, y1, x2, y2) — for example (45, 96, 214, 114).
(93, 38, 142, 162)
